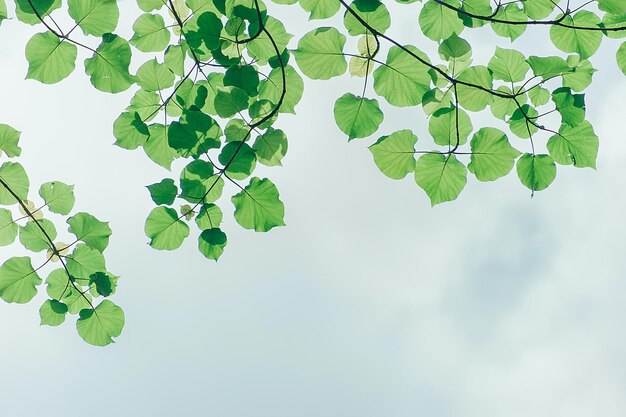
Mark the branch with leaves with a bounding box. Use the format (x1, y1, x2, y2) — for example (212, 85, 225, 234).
(0, 0, 624, 345)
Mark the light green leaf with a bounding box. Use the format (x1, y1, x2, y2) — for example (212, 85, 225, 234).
(0, 162, 29, 205)
(15, 0, 61, 25)
(488, 47, 529, 82)
(144, 206, 189, 250)
(39, 299, 68, 326)
(130, 13, 171, 52)
(253, 128, 288, 166)
(0, 208, 17, 246)
(136, 59, 175, 92)
(19, 219, 56, 252)
(39, 182, 75, 215)
(516, 153, 556, 192)
(468, 128, 520, 181)
(546, 121, 599, 168)
(373, 45, 431, 107)
(68, 0, 119, 36)
(333, 93, 383, 140)
(550, 12, 603, 59)
(299, 0, 340, 19)
(414, 153, 467, 206)
(147, 178, 178, 205)
(0, 124, 22, 158)
(66, 244, 106, 279)
(67, 212, 112, 252)
(617, 42, 626, 76)
(232, 177, 285, 232)
(84, 34, 135, 93)
(428, 106, 472, 147)
(0, 257, 41, 304)
(25, 32, 77, 84)
(293, 27, 347, 80)
(198, 228, 227, 260)
(343, 0, 391, 36)
(195, 204, 223, 230)
(419, 0, 464, 41)
(76, 300, 125, 347)
(369, 130, 417, 179)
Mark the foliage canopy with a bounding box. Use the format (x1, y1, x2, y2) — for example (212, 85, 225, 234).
(0, 0, 624, 345)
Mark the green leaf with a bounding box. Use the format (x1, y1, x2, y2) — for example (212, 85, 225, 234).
(184, 11, 223, 59)
(138, 0, 167, 12)
(45, 268, 90, 313)
(0, 0, 7, 23)
(527, 56, 571, 79)
(333, 93, 383, 140)
(516, 153, 556, 192)
(214, 86, 250, 118)
(195, 203, 223, 230)
(15, 0, 61, 25)
(0, 208, 17, 246)
(343, 0, 391, 36)
(179, 160, 223, 203)
(130, 13, 171, 52)
(0, 162, 29, 205)
(258, 65, 304, 114)
(168, 110, 222, 157)
(488, 47, 529, 82)
(247, 16, 292, 64)
(0, 124, 22, 158)
(89, 272, 115, 297)
(299, 0, 340, 19)
(550, 12, 603, 59)
(617, 42, 626, 76)
(127, 90, 160, 122)
(419, 0, 464, 41)
(369, 130, 417, 179)
(372, 45, 431, 107)
(456, 65, 493, 111)
(428, 106, 472, 147)
(414, 153, 467, 206)
(67, 212, 112, 252)
(76, 300, 125, 347)
(293, 27, 347, 80)
(508, 104, 539, 139)
(84, 34, 135, 93)
(144, 206, 190, 250)
(198, 228, 227, 260)
(562, 58, 596, 92)
(25, 32, 77, 84)
(232, 177, 285, 232)
(39, 181, 75, 215)
(136, 59, 175, 92)
(39, 299, 68, 326)
(252, 128, 288, 166)
(546, 121, 599, 168)
(66, 244, 106, 279)
(552, 87, 585, 127)
(68, 0, 119, 37)
(144, 123, 178, 169)
(224, 65, 260, 97)
(218, 141, 257, 180)
(522, 0, 555, 19)
(147, 178, 178, 205)
(0, 257, 41, 304)
(113, 111, 149, 150)
(468, 128, 520, 181)
(491, 4, 527, 41)
(19, 219, 56, 252)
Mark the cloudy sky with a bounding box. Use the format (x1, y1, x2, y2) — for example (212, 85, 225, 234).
(1, 2, 626, 416)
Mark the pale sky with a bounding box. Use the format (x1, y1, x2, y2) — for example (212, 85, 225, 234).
(1, 2, 626, 416)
